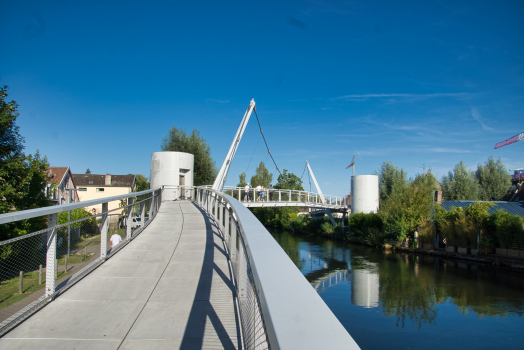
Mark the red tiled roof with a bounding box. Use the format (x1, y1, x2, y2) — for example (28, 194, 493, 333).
(72, 174, 136, 188)
(47, 167, 69, 186)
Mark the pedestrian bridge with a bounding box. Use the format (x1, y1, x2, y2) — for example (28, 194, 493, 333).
(0, 186, 359, 349)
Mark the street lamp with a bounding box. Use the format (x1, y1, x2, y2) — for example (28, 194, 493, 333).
(65, 188, 87, 257)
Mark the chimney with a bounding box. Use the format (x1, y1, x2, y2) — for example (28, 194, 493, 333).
(105, 174, 112, 186)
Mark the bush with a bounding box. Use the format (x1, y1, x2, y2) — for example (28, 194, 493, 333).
(417, 217, 434, 244)
(488, 210, 524, 249)
(321, 222, 335, 235)
(365, 227, 386, 246)
(289, 215, 308, 234)
(348, 212, 384, 237)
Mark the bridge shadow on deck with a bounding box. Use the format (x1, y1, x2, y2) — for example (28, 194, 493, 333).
(178, 202, 242, 350)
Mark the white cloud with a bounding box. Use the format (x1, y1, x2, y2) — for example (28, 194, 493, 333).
(334, 92, 469, 101)
(428, 148, 472, 153)
(205, 98, 230, 104)
(471, 107, 494, 131)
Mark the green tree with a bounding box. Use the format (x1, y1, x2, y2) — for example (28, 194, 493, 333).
(0, 82, 52, 241)
(237, 172, 247, 187)
(274, 169, 304, 191)
(441, 161, 479, 200)
(475, 156, 511, 201)
(250, 162, 273, 188)
(134, 174, 150, 191)
(85, 168, 91, 174)
(375, 161, 409, 203)
(161, 127, 217, 186)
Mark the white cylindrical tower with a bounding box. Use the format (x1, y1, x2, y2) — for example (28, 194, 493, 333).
(351, 269, 380, 308)
(351, 175, 379, 214)
(150, 151, 194, 201)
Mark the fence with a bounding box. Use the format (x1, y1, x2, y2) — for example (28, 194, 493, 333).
(196, 187, 360, 350)
(220, 186, 344, 207)
(0, 188, 162, 335)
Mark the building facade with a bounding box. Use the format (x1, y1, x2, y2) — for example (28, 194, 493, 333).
(46, 167, 79, 205)
(72, 174, 136, 215)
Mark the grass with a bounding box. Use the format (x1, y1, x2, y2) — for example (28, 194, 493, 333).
(0, 252, 95, 310)
(0, 228, 128, 312)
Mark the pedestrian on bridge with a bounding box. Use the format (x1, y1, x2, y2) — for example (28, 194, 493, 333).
(256, 184, 262, 201)
(244, 184, 250, 202)
(109, 231, 122, 254)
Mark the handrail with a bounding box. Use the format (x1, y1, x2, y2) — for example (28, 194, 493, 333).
(0, 187, 163, 335)
(0, 187, 161, 225)
(196, 187, 360, 350)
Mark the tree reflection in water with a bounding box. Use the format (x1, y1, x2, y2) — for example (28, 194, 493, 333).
(269, 229, 524, 330)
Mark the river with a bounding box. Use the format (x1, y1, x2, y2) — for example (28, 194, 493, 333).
(269, 229, 524, 350)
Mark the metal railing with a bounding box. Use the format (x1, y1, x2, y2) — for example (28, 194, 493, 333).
(217, 186, 344, 207)
(196, 186, 360, 350)
(0, 187, 162, 335)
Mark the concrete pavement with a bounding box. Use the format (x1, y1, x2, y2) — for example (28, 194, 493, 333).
(0, 201, 241, 350)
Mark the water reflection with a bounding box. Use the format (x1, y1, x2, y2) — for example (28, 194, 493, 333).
(269, 228, 524, 328)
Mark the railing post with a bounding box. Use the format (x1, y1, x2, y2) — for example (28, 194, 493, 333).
(308, 192, 310, 203)
(214, 193, 218, 218)
(127, 197, 133, 239)
(217, 200, 221, 222)
(289, 190, 291, 202)
(149, 192, 154, 218)
(279, 190, 281, 202)
(140, 195, 145, 227)
(100, 202, 108, 259)
(224, 205, 230, 241)
(45, 213, 57, 298)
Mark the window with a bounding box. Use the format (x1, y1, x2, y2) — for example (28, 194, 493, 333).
(96, 188, 105, 192)
(79, 188, 87, 191)
(89, 181, 93, 184)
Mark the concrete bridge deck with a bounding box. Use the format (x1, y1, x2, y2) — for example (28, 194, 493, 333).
(0, 201, 241, 350)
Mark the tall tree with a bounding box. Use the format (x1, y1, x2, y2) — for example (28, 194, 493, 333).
(250, 162, 273, 188)
(475, 156, 511, 201)
(380, 171, 438, 242)
(274, 169, 304, 191)
(441, 161, 479, 200)
(0, 82, 51, 240)
(134, 174, 150, 192)
(161, 127, 217, 186)
(374, 161, 409, 203)
(85, 168, 91, 174)
(237, 172, 247, 187)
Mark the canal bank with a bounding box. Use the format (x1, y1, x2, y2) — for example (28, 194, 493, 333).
(270, 228, 524, 350)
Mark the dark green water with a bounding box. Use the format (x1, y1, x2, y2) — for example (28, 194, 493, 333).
(269, 229, 524, 350)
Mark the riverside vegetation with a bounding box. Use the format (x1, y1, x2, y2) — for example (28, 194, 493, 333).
(249, 160, 523, 254)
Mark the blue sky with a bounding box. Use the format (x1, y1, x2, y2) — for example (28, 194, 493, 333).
(1, 0, 523, 197)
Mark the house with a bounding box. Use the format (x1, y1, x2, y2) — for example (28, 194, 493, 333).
(412, 173, 443, 204)
(46, 167, 79, 205)
(440, 200, 524, 219)
(72, 173, 136, 215)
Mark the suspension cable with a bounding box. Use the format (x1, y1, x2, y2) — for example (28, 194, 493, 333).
(300, 162, 308, 179)
(245, 133, 261, 174)
(253, 107, 282, 177)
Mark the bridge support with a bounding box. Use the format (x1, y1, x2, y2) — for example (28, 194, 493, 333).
(326, 209, 336, 226)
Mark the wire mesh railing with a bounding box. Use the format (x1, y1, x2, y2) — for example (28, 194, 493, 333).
(0, 188, 162, 335)
(221, 186, 344, 207)
(198, 188, 269, 350)
(196, 186, 361, 350)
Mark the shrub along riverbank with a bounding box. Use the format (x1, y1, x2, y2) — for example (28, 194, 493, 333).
(252, 202, 524, 262)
